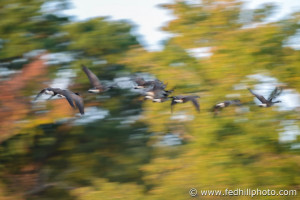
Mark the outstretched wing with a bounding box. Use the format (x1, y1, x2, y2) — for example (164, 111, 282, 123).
(71, 94, 85, 115)
(165, 86, 176, 96)
(170, 99, 177, 113)
(82, 65, 103, 88)
(134, 77, 146, 86)
(34, 89, 46, 101)
(152, 80, 166, 90)
(153, 90, 166, 99)
(61, 90, 75, 108)
(248, 88, 268, 104)
(268, 87, 282, 101)
(190, 98, 200, 112)
(212, 104, 219, 112)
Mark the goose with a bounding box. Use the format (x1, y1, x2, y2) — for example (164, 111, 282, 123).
(213, 99, 241, 115)
(145, 90, 170, 102)
(34, 88, 84, 115)
(144, 81, 173, 102)
(134, 77, 158, 89)
(248, 87, 282, 107)
(35, 88, 74, 105)
(82, 65, 113, 93)
(170, 95, 200, 112)
(134, 77, 170, 90)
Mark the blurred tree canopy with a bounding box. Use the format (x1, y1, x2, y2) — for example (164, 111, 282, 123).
(0, 0, 300, 199)
(0, 0, 70, 60)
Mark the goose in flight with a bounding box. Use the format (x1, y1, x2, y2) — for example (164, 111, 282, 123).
(144, 80, 173, 102)
(133, 77, 169, 90)
(82, 65, 113, 93)
(213, 99, 241, 115)
(171, 95, 200, 113)
(34, 88, 84, 115)
(248, 87, 282, 107)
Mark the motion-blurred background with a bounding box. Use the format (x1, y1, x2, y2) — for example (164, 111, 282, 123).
(0, 0, 300, 199)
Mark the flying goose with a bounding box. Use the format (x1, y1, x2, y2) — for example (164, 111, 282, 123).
(82, 65, 113, 93)
(213, 99, 241, 115)
(134, 78, 150, 89)
(145, 90, 170, 102)
(34, 88, 84, 115)
(144, 80, 173, 102)
(170, 95, 200, 112)
(134, 77, 166, 89)
(248, 87, 282, 107)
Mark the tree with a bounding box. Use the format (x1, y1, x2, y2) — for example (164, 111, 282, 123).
(0, 0, 300, 199)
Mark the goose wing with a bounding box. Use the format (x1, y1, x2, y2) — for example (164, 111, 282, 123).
(70, 93, 84, 115)
(153, 80, 166, 90)
(190, 97, 200, 112)
(268, 87, 282, 101)
(183, 96, 200, 112)
(82, 65, 103, 89)
(153, 90, 166, 99)
(61, 90, 75, 108)
(134, 77, 146, 86)
(34, 89, 46, 101)
(170, 98, 177, 113)
(248, 88, 268, 104)
(224, 101, 232, 107)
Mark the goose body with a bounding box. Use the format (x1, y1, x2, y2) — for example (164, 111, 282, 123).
(213, 99, 241, 115)
(214, 100, 241, 109)
(171, 95, 200, 112)
(259, 103, 268, 107)
(216, 102, 226, 108)
(44, 89, 55, 96)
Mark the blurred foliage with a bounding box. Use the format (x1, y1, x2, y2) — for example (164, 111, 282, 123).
(0, 0, 69, 60)
(0, 0, 300, 199)
(64, 17, 139, 61)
